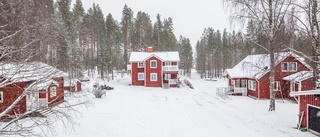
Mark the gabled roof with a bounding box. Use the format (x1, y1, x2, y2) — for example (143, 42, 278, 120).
(129, 52, 180, 62)
(0, 62, 67, 83)
(224, 52, 311, 79)
(282, 71, 313, 82)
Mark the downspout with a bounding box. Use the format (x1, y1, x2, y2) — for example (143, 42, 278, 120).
(161, 62, 163, 88)
(257, 79, 260, 100)
(144, 61, 146, 87)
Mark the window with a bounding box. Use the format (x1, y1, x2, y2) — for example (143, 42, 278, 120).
(273, 81, 279, 91)
(236, 79, 240, 87)
(248, 80, 256, 90)
(138, 73, 144, 80)
(290, 81, 295, 92)
(290, 62, 297, 71)
(138, 62, 144, 68)
(165, 74, 171, 80)
(0, 91, 3, 103)
(50, 86, 56, 97)
(241, 80, 246, 88)
(151, 73, 157, 81)
(165, 62, 171, 66)
(150, 60, 157, 68)
(281, 62, 288, 72)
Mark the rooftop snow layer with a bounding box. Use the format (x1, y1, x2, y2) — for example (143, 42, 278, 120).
(282, 71, 313, 82)
(129, 52, 180, 62)
(0, 62, 67, 83)
(225, 52, 307, 79)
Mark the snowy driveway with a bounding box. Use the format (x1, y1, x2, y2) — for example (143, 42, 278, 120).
(57, 73, 315, 137)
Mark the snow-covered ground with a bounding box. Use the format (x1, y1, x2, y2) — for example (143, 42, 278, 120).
(52, 70, 315, 137)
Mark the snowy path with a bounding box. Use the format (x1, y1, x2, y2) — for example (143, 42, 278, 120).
(56, 71, 315, 137)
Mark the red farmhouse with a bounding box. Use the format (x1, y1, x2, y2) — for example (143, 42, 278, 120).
(129, 47, 180, 87)
(0, 62, 66, 120)
(223, 52, 312, 99)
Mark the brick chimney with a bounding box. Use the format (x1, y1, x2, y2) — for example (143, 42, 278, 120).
(147, 47, 153, 53)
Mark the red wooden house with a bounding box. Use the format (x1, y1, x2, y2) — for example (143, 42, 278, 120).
(64, 79, 81, 92)
(223, 52, 312, 99)
(0, 62, 66, 120)
(128, 47, 180, 87)
(287, 71, 320, 135)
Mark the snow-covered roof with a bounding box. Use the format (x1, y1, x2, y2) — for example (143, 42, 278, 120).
(64, 79, 80, 86)
(0, 62, 67, 83)
(282, 71, 313, 82)
(225, 52, 310, 79)
(129, 52, 180, 62)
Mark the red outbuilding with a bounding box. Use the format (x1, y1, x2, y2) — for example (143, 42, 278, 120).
(128, 47, 180, 88)
(64, 79, 81, 92)
(223, 52, 312, 99)
(287, 71, 320, 135)
(0, 62, 66, 120)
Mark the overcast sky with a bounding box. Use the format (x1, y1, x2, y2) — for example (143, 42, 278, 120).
(74, 0, 237, 46)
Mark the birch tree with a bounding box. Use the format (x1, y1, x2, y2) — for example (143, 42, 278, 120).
(224, 0, 293, 111)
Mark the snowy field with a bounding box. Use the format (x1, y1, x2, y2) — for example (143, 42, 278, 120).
(49, 70, 315, 137)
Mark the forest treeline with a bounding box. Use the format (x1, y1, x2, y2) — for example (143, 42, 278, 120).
(0, 0, 193, 80)
(196, 19, 313, 79)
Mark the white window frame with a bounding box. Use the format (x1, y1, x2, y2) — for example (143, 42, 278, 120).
(150, 73, 157, 81)
(248, 80, 256, 91)
(236, 79, 240, 87)
(50, 86, 57, 98)
(290, 81, 295, 92)
(273, 81, 279, 91)
(281, 62, 288, 72)
(138, 62, 144, 68)
(165, 74, 171, 80)
(138, 73, 144, 80)
(290, 62, 297, 72)
(241, 79, 246, 88)
(0, 91, 3, 103)
(165, 62, 171, 66)
(150, 60, 157, 68)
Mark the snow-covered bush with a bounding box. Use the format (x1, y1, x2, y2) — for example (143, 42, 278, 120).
(93, 84, 106, 98)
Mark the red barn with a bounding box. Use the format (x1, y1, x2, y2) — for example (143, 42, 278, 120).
(224, 52, 312, 99)
(128, 47, 180, 88)
(0, 62, 66, 120)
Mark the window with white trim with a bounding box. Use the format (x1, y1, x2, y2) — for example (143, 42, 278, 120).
(248, 80, 256, 91)
(165, 62, 171, 66)
(290, 81, 295, 92)
(281, 62, 288, 72)
(290, 62, 297, 71)
(150, 73, 157, 81)
(50, 86, 56, 98)
(0, 91, 3, 103)
(273, 81, 279, 91)
(165, 74, 171, 80)
(150, 60, 157, 68)
(138, 62, 144, 68)
(138, 73, 144, 80)
(241, 80, 246, 88)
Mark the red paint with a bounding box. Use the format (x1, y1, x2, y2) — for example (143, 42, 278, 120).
(145, 56, 162, 87)
(131, 62, 145, 86)
(0, 79, 29, 119)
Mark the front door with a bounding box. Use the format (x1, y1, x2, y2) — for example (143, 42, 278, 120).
(26, 91, 39, 111)
(308, 105, 320, 135)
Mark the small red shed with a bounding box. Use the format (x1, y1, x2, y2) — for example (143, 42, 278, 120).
(64, 79, 81, 92)
(224, 52, 312, 100)
(128, 47, 180, 88)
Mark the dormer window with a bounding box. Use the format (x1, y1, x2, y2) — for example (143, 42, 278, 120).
(50, 86, 56, 97)
(290, 62, 297, 71)
(281, 62, 288, 72)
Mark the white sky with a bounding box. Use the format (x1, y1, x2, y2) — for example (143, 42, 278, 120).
(74, 0, 238, 46)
